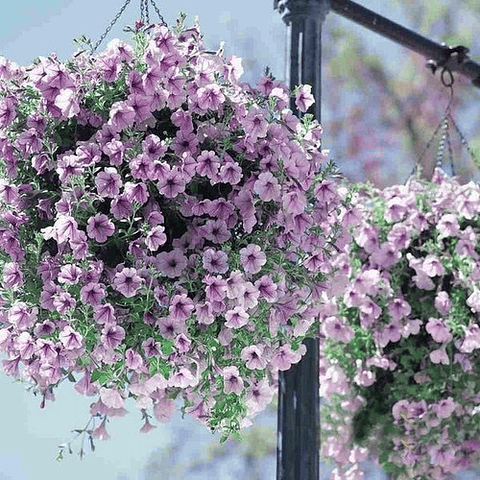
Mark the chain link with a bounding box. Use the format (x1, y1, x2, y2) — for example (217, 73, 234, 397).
(140, 0, 149, 24)
(92, 0, 133, 52)
(149, 0, 166, 25)
(145, 0, 150, 24)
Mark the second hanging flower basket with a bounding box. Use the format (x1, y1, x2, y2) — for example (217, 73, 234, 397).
(321, 168, 480, 479)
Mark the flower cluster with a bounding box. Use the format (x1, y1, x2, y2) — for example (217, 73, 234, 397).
(0, 18, 342, 451)
(320, 168, 480, 479)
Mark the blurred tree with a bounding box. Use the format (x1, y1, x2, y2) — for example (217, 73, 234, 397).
(133, 402, 277, 480)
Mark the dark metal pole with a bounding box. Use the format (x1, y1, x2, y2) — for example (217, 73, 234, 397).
(330, 0, 480, 88)
(274, 2, 329, 479)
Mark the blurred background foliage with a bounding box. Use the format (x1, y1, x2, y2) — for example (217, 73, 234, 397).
(322, 0, 480, 187)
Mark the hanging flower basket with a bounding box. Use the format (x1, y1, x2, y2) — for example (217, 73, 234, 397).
(0, 17, 342, 450)
(320, 168, 480, 479)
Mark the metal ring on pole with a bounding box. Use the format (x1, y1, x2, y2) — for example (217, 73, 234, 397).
(440, 66, 454, 88)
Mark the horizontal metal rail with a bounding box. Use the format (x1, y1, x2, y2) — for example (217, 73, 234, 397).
(330, 0, 480, 88)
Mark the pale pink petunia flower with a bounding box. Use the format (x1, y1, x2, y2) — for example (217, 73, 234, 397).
(153, 397, 176, 423)
(246, 378, 275, 415)
(80, 282, 106, 306)
(204, 274, 228, 303)
(92, 418, 110, 441)
(354, 368, 376, 387)
(139, 418, 156, 434)
(59, 326, 83, 350)
(108, 101, 136, 131)
(460, 324, 480, 353)
(467, 289, 480, 313)
(202, 248, 229, 274)
(125, 181, 149, 204)
(434, 291, 451, 315)
(437, 213, 460, 238)
(101, 323, 125, 349)
(392, 399, 410, 421)
(271, 343, 306, 371)
(242, 105, 268, 140)
(100, 387, 124, 409)
(241, 345, 267, 370)
(197, 84, 225, 111)
(225, 306, 249, 328)
(222, 366, 244, 395)
(401, 318, 422, 338)
(434, 397, 457, 419)
(48, 215, 81, 244)
(195, 302, 215, 325)
(57, 264, 82, 285)
(254, 275, 278, 303)
(388, 297, 411, 320)
(94, 303, 116, 324)
(422, 255, 444, 277)
(322, 316, 354, 343)
(55, 88, 80, 118)
(53, 290, 76, 314)
(145, 225, 167, 251)
(169, 293, 194, 322)
(426, 317, 452, 343)
(380, 321, 402, 347)
(2, 261, 23, 288)
(295, 84, 315, 112)
(168, 367, 198, 388)
(157, 169, 186, 198)
(110, 194, 133, 220)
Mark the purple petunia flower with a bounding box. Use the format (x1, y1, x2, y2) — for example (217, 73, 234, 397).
(86, 213, 115, 243)
(254, 172, 281, 202)
(95, 168, 122, 197)
(426, 317, 452, 343)
(202, 248, 229, 274)
(113, 267, 144, 298)
(295, 84, 315, 112)
(80, 282, 106, 306)
(155, 249, 187, 278)
(225, 306, 249, 328)
(145, 225, 167, 251)
(108, 101, 136, 131)
(59, 326, 83, 350)
(222, 366, 244, 395)
(101, 323, 125, 350)
(157, 169, 186, 198)
(111, 194, 133, 220)
(240, 244, 267, 274)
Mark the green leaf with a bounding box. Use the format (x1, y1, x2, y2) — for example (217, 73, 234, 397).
(161, 338, 174, 355)
(90, 369, 109, 385)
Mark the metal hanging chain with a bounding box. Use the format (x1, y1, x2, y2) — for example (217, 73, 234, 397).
(92, 0, 166, 53)
(148, 0, 166, 25)
(415, 64, 455, 175)
(140, 0, 150, 24)
(92, 0, 132, 53)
